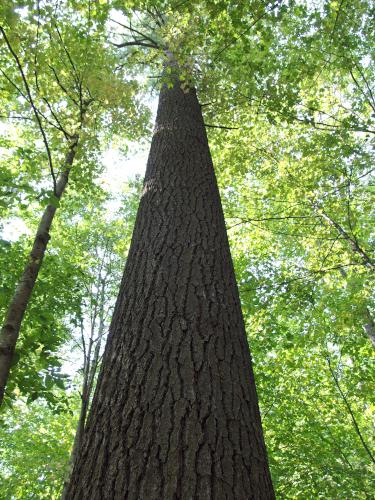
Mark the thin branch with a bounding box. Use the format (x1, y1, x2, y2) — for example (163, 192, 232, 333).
(349, 67, 375, 115)
(110, 18, 160, 49)
(0, 68, 29, 101)
(213, 0, 281, 61)
(48, 64, 80, 107)
(0, 26, 57, 193)
(204, 123, 239, 130)
(33, 0, 41, 92)
(227, 214, 322, 229)
(54, 22, 81, 86)
(353, 60, 375, 111)
(316, 206, 374, 270)
(318, 235, 340, 271)
(40, 96, 72, 140)
(330, 0, 345, 41)
(241, 263, 367, 294)
(327, 357, 375, 465)
(112, 40, 158, 49)
(239, 93, 375, 134)
(0, 114, 34, 122)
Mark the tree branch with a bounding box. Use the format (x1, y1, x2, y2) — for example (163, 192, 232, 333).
(0, 26, 57, 193)
(316, 206, 374, 270)
(327, 357, 375, 465)
(227, 214, 322, 229)
(349, 67, 375, 115)
(204, 123, 239, 130)
(48, 64, 80, 107)
(110, 18, 160, 49)
(213, 0, 282, 61)
(112, 40, 159, 49)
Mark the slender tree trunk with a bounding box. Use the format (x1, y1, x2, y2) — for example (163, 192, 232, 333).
(66, 82, 274, 499)
(0, 137, 79, 405)
(61, 279, 107, 499)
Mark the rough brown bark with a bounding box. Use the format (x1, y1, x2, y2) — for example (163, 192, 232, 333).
(0, 137, 78, 405)
(66, 82, 274, 499)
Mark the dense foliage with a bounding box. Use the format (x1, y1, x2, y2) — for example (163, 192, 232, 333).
(0, 0, 373, 498)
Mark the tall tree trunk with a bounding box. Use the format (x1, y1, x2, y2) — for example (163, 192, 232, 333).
(66, 82, 274, 499)
(0, 137, 78, 405)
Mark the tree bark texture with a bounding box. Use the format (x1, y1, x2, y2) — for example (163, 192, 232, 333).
(66, 83, 274, 499)
(0, 138, 78, 405)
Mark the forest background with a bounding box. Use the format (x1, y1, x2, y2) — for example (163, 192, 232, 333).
(0, 0, 374, 498)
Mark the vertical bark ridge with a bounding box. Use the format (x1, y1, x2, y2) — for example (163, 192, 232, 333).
(66, 82, 274, 499)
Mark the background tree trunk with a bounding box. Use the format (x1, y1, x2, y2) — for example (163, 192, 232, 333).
(61, 277, 107, 499)
(66, 82, 274, 499)
(0, 138, 78, 405)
